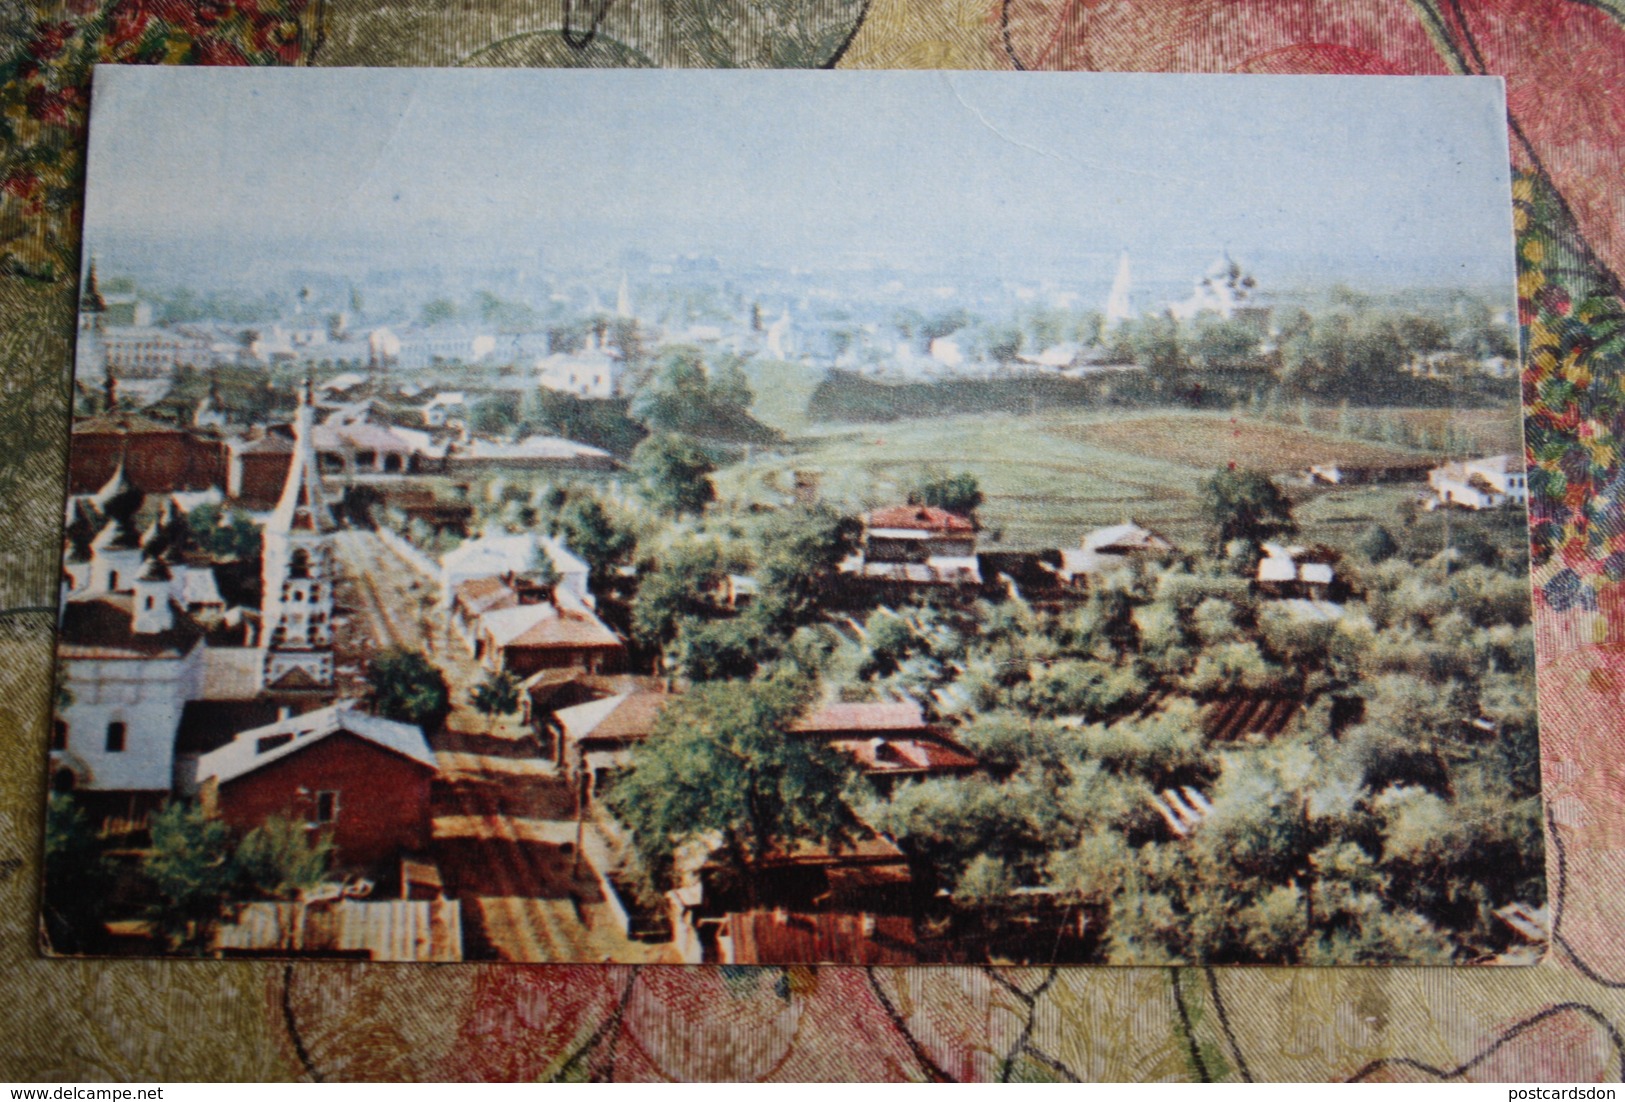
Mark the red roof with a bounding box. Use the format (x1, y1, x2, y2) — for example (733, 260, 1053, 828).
(832, 737, 979, 774)
(505, 611, 623, 650)
(58, 594, 204, 659)
(790, 700, 928, 735)
(864, 505, 974, 533)
(453, 576, 518, 617)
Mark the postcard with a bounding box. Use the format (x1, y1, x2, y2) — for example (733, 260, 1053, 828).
(44, 67, 1542, 965)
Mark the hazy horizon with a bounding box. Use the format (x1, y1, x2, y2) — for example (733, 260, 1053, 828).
(83, 69, 1519, 298)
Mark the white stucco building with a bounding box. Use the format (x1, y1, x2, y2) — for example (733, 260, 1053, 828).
(536, 335, 626, 399)
(439, 529, 592, 608)
(1428, 454, 1529, 510)
(54, 554, 207, 802)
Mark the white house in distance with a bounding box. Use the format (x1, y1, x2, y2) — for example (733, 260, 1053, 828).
(536, 334, 625, 399)
(1255, 542, 1337, 598)
(439, 529, 592, 608)
(421, 392, 467, 427)
(1428, 454, 1529, 510)
(1169, 255, 1259, 321)
(444, 435, 615, 472)
(841, 505, 981, 586)
(1057, 521, 1176, 584)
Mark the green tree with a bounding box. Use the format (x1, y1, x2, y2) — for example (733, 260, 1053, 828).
(365, 648, 451, 732)
(1358, 523, 1401, 563)
(748, 505, 860, 630)
(1199, 467, 1296, 553)
(952, 852, 1017, 906)
(474, 290, 539, 330)
(631, 540, 729, 650)
(984, 324, 1024, 366)
(630, 347, 775, 442)
(469, 395, 520, 437)
(528, 544, 562, 588)
(143, 801, 237, 952)
(606, 677, 855, 898)
(42, 793, 115, 953)
(234, 815, 333, 900)
(675, 616, 773, 682)
(632, 433, 716, 517)
(470, 669, 522, 732)
(419, 298, 459, 327)
(608, 317, 646, 367)
(911, 471, 983, 521)
(1124, 312, 1190, 391)
(631, 347, 724, 434)
(1192, 317, 1263, 371)
(185, 503, 263, 561)
(555, 494, 636, 581)
(523, 390, 648, 457)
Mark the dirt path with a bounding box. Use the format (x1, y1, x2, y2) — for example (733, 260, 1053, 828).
(332, 527, 669, 961)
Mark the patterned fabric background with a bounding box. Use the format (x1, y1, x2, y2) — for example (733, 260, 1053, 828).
(5, 0, 1625, 1082)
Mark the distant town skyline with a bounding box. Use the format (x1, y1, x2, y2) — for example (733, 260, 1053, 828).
(84, 68, 1518, 292)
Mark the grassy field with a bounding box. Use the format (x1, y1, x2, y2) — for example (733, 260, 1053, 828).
(1062, 414, 1441, 474)
(739, 359, 828, 435)
(1303, 405, 1526, 457)
(718, 407, 1490, 554)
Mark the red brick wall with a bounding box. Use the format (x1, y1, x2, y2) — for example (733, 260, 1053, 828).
(216, 732, 433, 871)
(68, 430, 227, 495)
(501, 642, 625, 679)
(234, 452, 294, 508)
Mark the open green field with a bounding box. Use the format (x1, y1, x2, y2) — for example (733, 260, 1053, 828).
(718, 407, 1480, 554)
(738, 359, 827, 435)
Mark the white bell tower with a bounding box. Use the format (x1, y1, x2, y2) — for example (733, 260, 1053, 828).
(261, 378, 337, 692)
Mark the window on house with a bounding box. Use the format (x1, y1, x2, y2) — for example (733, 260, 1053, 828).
(51, 719, 67, 751)
(105, 721, 126, 753)
(314, 790, 339, 824)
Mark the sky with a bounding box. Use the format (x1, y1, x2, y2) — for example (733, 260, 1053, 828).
(83, 67, 1518, 287)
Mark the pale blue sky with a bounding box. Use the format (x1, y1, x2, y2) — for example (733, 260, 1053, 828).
(84, 67, 1516, 283)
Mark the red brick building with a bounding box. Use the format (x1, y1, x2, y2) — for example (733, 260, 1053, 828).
(196, 703, 437, 870)
(790, 700, 979, 788)
(68, 412, 227, 495)
(226, 432, 296, 508)
(475, 596, 625, 679)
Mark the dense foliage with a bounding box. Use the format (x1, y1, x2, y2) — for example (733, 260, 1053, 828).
(364, 648, 452, 732)
(608, 457, 1541, 963)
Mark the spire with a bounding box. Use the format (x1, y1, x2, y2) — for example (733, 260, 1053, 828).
(1104, 250, 1134, 331)
(93, 514, 142, 552)
(90, 455, 142, 523)
(64, 499, 98, 562)
(616, 273, 632, 319)
(137, 549, 172, 583)
(91, 457, 131, 507)
(83, 258, 106, 314)
(268, 376, 334, 535)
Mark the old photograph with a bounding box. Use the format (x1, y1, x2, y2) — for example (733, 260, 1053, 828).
(43, 68, 1542, 964)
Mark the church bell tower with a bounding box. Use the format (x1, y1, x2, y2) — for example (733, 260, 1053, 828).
(260, 379, 336, 692)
